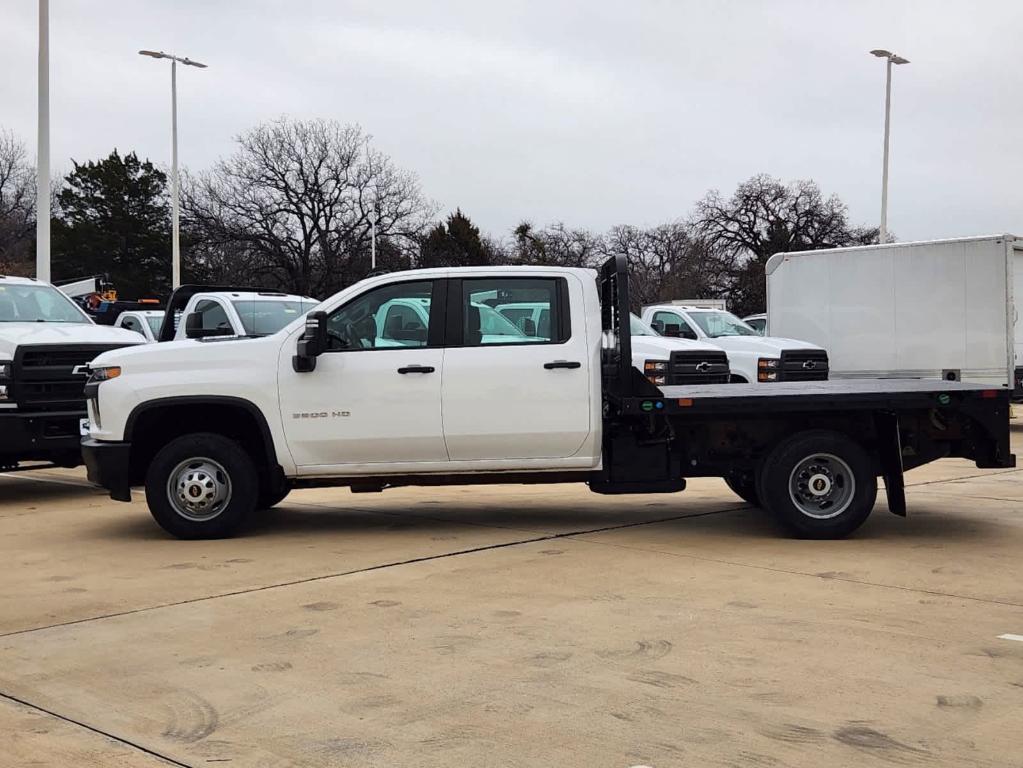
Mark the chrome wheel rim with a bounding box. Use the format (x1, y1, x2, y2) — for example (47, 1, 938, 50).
(166, 457, 232, 521)
(788, 453, 855, 520)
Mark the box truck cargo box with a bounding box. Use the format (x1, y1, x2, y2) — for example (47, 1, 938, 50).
(766, 235, 1021, 399)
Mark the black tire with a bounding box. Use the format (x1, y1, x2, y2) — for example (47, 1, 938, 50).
(724, 474, 760, 507)
(258, 482, 291, 510)
(145, 432, 259, 539)
(757, 430, 877, 539)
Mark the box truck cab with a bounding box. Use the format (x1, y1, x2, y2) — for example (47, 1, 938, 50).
(640, 305, 828, 384)
(0, 275, 142, 469)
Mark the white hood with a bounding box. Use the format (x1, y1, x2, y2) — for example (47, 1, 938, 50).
(631, 334, 725, 364)
(704, 336, 824, 355)
(0, 323, 143, 358)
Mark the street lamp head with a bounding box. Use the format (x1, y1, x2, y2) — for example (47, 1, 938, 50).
(180, 57, 208, 69)
(138, 49, 168, 59)
(870, 49, 910, 65)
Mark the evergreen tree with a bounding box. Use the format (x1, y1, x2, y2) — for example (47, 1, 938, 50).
(52, 150, 171, 297)
(418, 209, 495, 268)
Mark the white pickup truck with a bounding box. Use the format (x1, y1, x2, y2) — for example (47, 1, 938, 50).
(0, 275, 142, 469)
(641, 304, 828, 384)
(81, 258, 1014, 541)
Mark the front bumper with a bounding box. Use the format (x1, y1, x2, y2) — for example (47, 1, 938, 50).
(81, 437, 133, 502)
(0, 409, 87, 464)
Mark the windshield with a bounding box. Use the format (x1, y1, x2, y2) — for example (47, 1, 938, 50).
(629, 313, 659, 337)
(145, 315, 164, 335)
(231, 299, 317, 336)
(689, 310, 759, 338)
(0, 284, 90, 323)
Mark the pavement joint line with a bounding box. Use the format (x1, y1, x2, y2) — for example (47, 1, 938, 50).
(999, 633, 1023, 642)
(906, 490, 1023, 504)
(0, 508, 737, 639)
(904, 467, 1022, 488)
(0, 691, 194, 768)
(0, 473, 99, 489)
(567, 535, 1023, 609)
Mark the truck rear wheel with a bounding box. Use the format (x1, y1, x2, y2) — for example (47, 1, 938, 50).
(145, 432, 258, 539)
(757, 430, 877, 539)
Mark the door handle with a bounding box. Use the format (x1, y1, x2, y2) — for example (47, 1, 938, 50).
(397, 365, 435, 374)
(544, 360, 581, 370)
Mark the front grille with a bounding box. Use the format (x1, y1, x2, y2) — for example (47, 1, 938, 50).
(12, 344, 125, 411)
(779, 349, 829, 381)
(667, 350, 731, 385)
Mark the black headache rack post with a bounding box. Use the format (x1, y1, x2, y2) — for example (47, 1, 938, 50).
(597, 255, 662, 409)
(157, 284, 263, 342)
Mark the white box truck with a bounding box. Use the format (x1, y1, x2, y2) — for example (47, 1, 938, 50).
(766, 235, 1022, 400)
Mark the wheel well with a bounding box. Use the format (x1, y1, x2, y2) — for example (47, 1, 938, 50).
(127, 400, 280, 487)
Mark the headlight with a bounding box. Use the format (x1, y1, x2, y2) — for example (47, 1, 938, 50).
(0, 384, 7, 400)
(644, 360, 668, 386)
(0, 361, 10, 379)
(88, 366, 122, 383)
(757, 358, 780, 382)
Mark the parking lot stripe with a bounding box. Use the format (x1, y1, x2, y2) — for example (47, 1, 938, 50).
(998, 633, 1023, 642)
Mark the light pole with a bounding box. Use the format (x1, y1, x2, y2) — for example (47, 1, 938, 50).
(364, 142, 378, 271)
(138, 50, 207, 288)
(36, 0, 49, 282)
(870, 49, 909, 244)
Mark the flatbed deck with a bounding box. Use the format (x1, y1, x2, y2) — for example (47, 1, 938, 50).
(618, 378, 1011, 416)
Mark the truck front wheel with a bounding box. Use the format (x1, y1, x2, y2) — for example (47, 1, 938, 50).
(757, 430, 877, 539)
(145, 433, 259, 539)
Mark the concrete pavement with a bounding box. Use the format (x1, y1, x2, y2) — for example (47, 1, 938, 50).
(1, 426, 1020, 767)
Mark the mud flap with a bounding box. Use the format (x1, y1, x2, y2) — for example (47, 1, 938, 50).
(875, 412, 906, 516)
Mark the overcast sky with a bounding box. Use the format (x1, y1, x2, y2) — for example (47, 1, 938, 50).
(2, 0, 1021, 241)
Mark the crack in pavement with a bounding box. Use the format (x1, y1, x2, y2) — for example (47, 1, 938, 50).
(0, 691, 194, 768)
(0, 507, 739, 640)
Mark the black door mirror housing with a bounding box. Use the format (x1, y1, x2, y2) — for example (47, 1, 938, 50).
(294, 310, 328, 372)
(650, 320, 665, 333)
(184, 312, 234, 339)
(680, 326, 698, 340)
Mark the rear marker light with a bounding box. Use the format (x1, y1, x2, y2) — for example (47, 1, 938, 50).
(980, 390, 998, 399)
(677, 398, 693, 407)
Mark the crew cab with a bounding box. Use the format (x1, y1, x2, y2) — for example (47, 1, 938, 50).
(0, 275, 142, 469)
(81, 258, 1014, 541)
(641, 304, 828, 384)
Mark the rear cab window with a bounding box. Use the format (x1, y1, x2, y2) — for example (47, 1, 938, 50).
(461, 277, 568, 346)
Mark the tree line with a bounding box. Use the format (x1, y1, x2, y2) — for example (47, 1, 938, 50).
(0, 119, 878, 316)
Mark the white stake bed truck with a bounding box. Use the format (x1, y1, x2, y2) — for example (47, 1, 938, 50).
(81, 257, 1014, 540)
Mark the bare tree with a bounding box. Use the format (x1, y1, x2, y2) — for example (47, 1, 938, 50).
(509, 221, 601, 268)
(184, 118, 435, 297)
(599, 222, 732, 311)
(0, 129, 35, 275)
(694, 174, 879, 315)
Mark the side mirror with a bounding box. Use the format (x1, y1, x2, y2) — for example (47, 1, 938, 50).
(185, 312, 234, 339)
(523, 317, 537, 337)
(680, 327, 698, 340)
(650, 320, 665, 333)
(293, 310, 328, 372)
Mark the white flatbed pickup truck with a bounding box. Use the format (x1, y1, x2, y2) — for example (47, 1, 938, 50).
(81, 257, 1015, 540)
